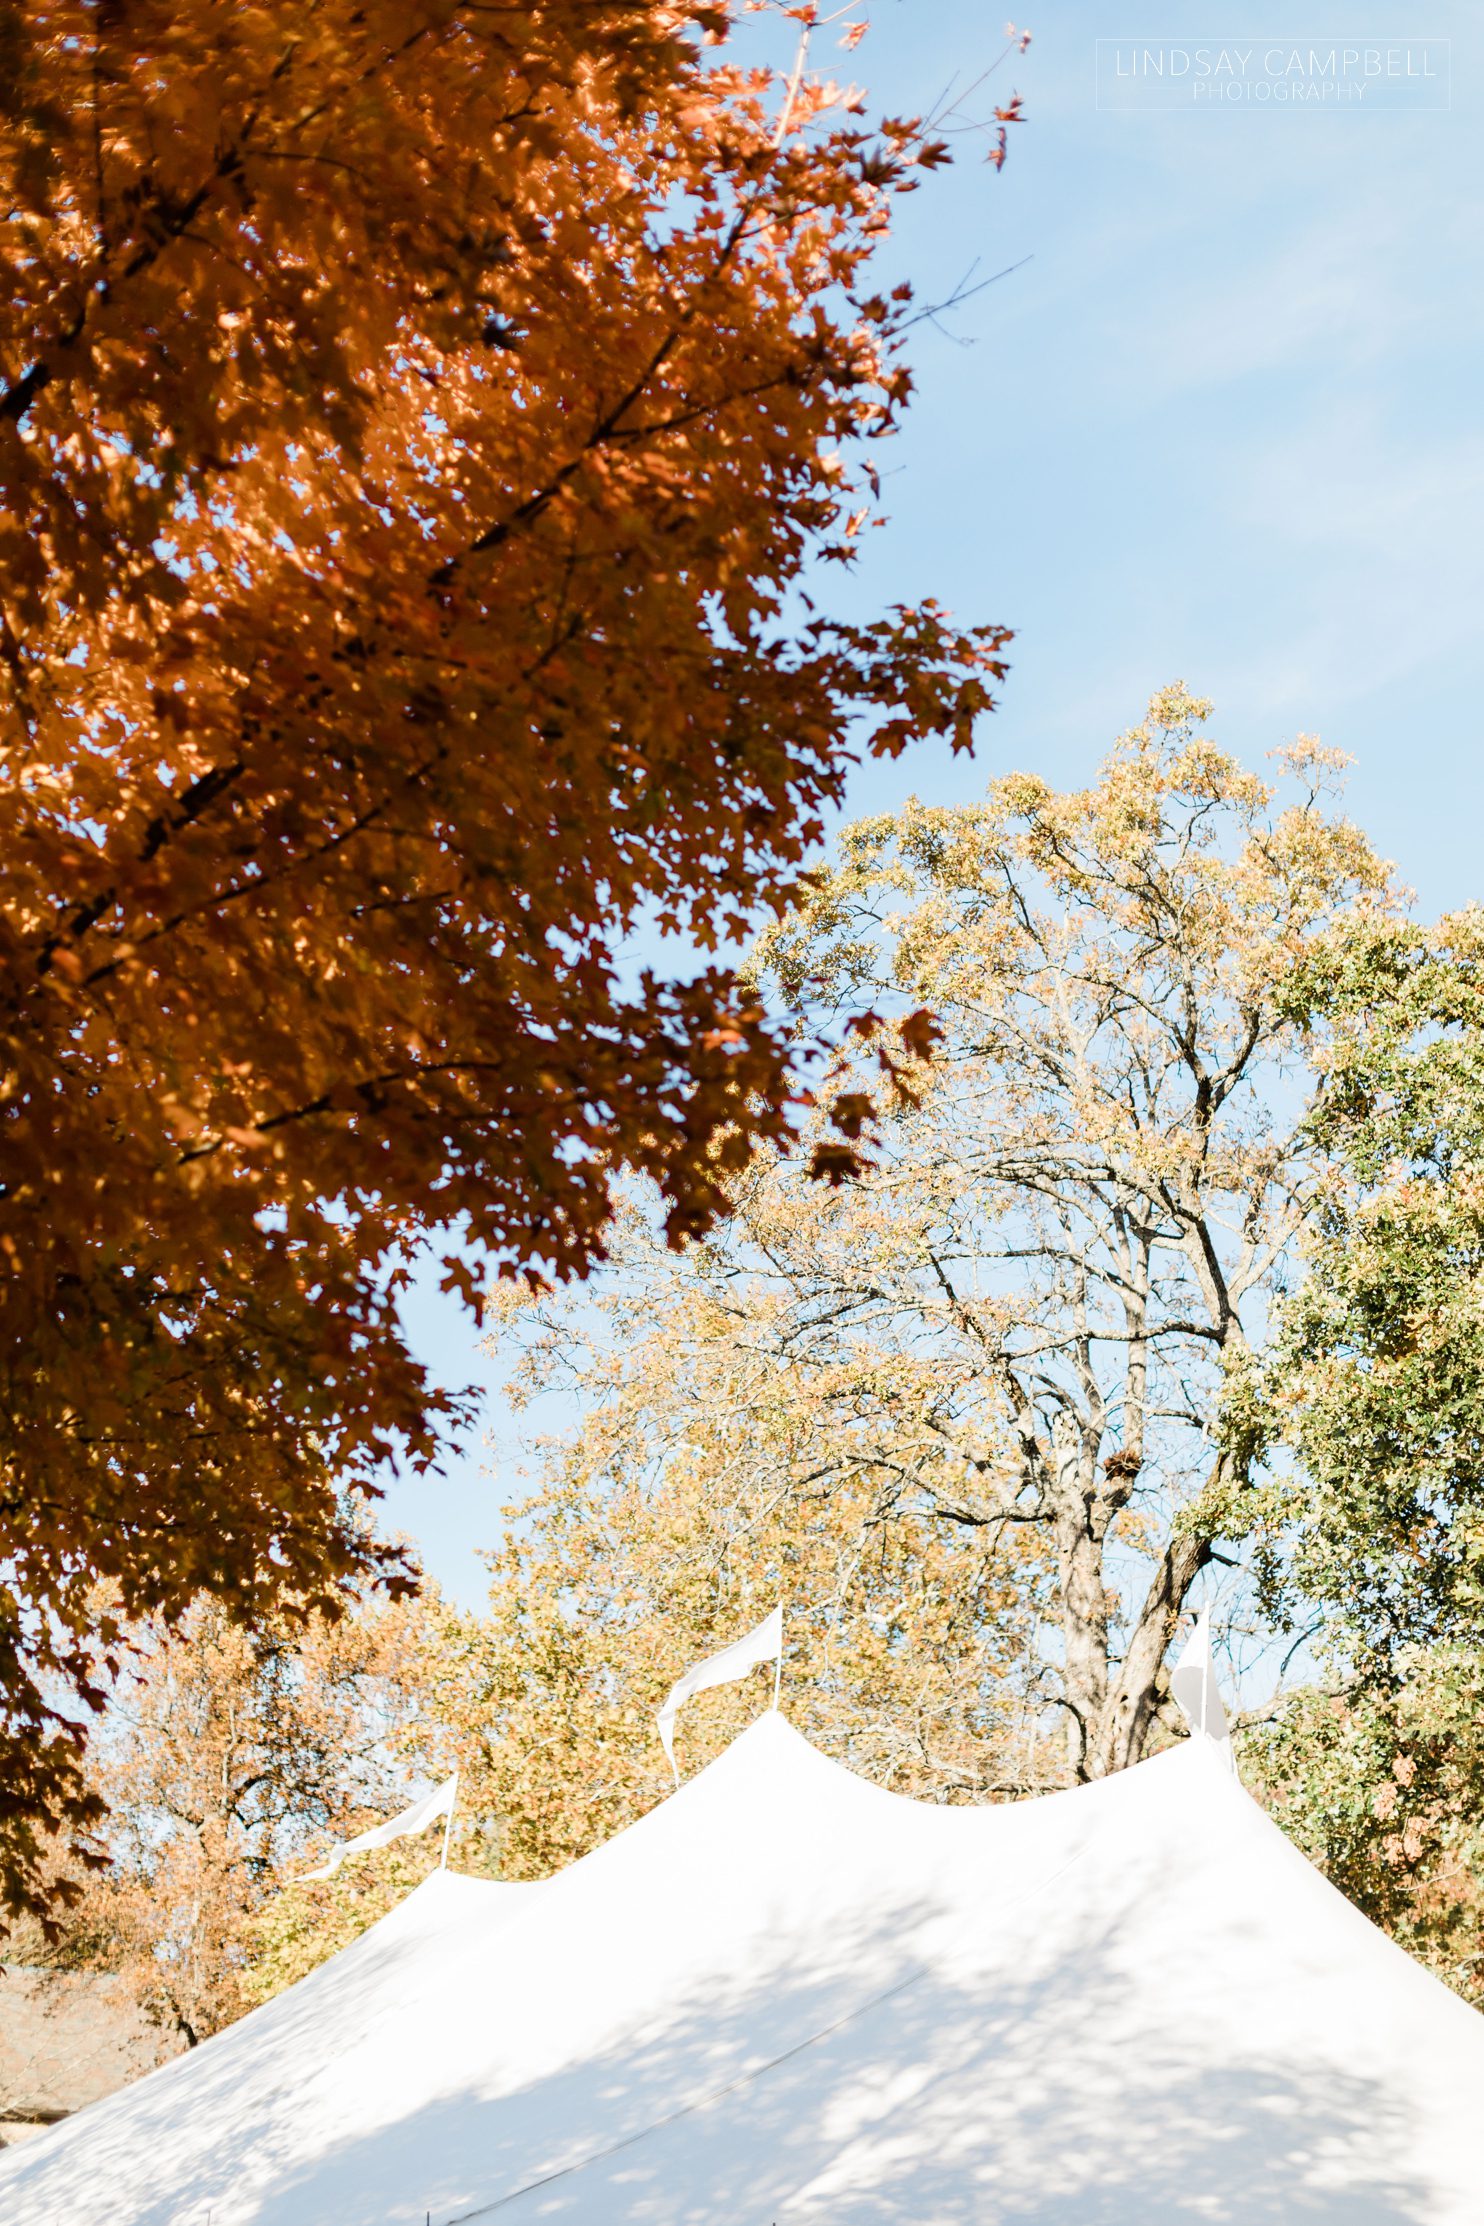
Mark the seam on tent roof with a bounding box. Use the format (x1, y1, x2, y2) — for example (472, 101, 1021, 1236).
(445, 1831, 1100, 2224)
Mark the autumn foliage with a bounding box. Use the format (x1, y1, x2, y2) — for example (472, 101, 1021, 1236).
(0, 1, 1010, 1921)
(32, 1593, 440, 2044)
(480, 696, 1400, 1795)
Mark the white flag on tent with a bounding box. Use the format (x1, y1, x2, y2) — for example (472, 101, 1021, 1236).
(298, 1774, 458, 1882)
(657, 1605, 783, 1785)
(1169, 1612, 1233, 1764)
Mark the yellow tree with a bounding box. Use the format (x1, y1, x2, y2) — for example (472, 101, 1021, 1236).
(484, 689, 1400, 1799)
(234, 1449, 1046, 2002)
(442, 1458, 1050, 1881)
(404, 1278, 1053, 1882)
(58, 1591, 444, 2043)
(0, 3, 1014, 1917)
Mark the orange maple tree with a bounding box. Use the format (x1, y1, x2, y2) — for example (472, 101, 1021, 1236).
(0, 2, 1012, 1919)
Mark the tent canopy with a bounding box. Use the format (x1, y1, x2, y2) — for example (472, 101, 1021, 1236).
(2, 1710, 1481, 2224)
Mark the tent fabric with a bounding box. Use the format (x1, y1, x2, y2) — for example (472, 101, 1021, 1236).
(656, 1604, 782, 1778)
(1167, 1609, 1233, 1758)
(2, 1711, 1482, 2225)
(298, 1772, 459, 1882)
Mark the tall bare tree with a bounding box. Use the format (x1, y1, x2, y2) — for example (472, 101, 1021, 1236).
(504, 688, 1399, 1783)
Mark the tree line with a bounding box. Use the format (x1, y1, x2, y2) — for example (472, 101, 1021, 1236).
(1, 0, 1477, 2027)
(25, 703, 1484, 2029)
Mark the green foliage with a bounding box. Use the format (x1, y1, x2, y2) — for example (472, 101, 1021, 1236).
(1255, 906, 1484, 2005)
(1246, 1644, 1484, 2006)
(238, 1844, 444, 2008)
(1274, 905, 1484, 1656)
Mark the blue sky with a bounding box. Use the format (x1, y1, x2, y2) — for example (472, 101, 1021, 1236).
(384, 0, 1482, 1607)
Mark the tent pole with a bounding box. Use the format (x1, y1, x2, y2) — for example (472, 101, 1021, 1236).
(440, 1773, 458, 1871)
(773, 1603, 784, 1711)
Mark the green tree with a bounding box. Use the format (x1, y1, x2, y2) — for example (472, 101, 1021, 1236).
(1254, 906, 1484, 2002)
(1273, 908, 1484, 1658)
(1247, 1644, 1484, 2007)
(238, 1841, 446, 2011)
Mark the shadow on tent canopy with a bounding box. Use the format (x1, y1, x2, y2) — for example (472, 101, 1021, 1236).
(15, 1871, 1428, 2226)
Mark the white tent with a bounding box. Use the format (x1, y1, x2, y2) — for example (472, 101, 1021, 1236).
(3, 1711, 1482, 2224)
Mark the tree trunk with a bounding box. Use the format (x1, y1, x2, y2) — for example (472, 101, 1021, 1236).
(1089, 1528, 1212, 1777)
(1051, 1414, 1111, 1778)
